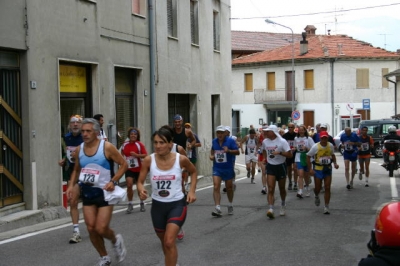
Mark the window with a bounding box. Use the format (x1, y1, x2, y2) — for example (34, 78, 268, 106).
(382, 68, 389, 88)
(245, 73, 253, 92)
(190, 0, 199, 45)
(267, 72, 275, 90)
(213, 10, 220, 51)
(167, 0, 177, 38)
(132, 0, 146, 17)
(356, 68, 369, 89)
(115, 67, 137, 148)
(304, 69, 314, 89)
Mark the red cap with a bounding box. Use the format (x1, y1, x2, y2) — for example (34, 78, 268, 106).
(320, 131, 329, 138)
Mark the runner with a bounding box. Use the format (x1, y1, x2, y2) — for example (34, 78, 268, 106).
(210, 125, 240, 217)
(262, 125, 292, 219)
(358, 126, 374, 187)
(293, 125, 315, 198)
(340, 127, 361, 189)
(58, 115, 83, 244)
(282, 123, 297, 191)
(307, 131, 339, 214)
(120, 127, 148, 213)
(66, 118, 128, 265)
(240, 128, 259, 184)
(137, 127, 197, 266)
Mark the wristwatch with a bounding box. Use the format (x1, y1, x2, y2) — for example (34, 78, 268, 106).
(110, 180, 118, 186)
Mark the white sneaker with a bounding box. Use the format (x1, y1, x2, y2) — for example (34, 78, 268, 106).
(267, 208, 274, 219)
(98, 256, 111, 266)
(280, 206, 286, 216)
(304, 186, 310, 197)
(113, 234, 126, 263)
(69, 231, 82, 244)
(97, 256, 111, 266)
(323, 206, 330, 214)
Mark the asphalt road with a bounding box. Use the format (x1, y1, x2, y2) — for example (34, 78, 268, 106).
(0, 153, 398, 266)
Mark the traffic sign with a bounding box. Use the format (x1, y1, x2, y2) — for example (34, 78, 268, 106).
(346, 103, 354, 112)
(362, 99, 370, 110)
(291, 110, 301, 121)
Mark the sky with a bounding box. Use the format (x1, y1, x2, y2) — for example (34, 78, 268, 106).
(230, 0, 400, 52)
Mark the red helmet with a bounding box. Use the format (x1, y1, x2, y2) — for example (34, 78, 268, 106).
(374, 201, 400, 246)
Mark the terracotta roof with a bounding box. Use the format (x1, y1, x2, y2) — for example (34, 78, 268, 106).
(232, 34, 400, 66)
(232, 30, 303, 52)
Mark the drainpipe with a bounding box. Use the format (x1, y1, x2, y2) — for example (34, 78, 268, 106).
(330, 59, 335, 135)
(386, 77, 397, 115)
(148, 0, 156, 132)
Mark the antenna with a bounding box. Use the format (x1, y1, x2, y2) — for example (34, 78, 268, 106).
(378, 34, 392, 50)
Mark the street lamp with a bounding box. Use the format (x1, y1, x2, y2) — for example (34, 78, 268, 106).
(265, 19, 295, 113)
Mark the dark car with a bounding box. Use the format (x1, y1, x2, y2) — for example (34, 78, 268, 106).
(358, 119, 400, 157)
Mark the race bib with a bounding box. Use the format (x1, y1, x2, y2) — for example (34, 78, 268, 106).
(320, 156, 331, 165)
(344, 142, 352, 151)
(215, 150, 227, 163)
(66, 146, 77, 163)
(288, 140, 295, 148)
(249, 148, 255, 153)
(297, 144, 305, 152)
(79, 168, 100, 185)
(361, 143, 369, 151)
(152, 175, 176, 197)
(126, 156, 139, 168)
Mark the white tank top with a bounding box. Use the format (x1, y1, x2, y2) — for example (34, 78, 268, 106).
(150, 153, 184, 202)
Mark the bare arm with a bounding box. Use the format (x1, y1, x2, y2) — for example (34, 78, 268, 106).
(137, 155, 151, 200)
(103, 142, 128, 191)
(180, 156, 197, 203)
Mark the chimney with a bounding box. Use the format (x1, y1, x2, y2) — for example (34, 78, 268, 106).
(304, 25, 317, 36)
(300, 32, 308, 55)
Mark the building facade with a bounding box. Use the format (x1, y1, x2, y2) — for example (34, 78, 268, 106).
(232, 28, 400, 136)
(0, 0, 231, 213)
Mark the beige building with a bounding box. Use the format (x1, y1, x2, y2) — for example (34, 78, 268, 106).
(0, 0, 231, 214)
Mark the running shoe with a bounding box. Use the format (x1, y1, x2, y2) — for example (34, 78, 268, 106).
(304, 186, 310, 197)
(126, 203, 133, 214)
(288, 182, 293, 190)
(228, 206, 233, 215)
(212, 208, 222, 217)
(280, 206, 286, 216)
(140, 202, 146, 212)
(346, 184, 351, 190)
(113, 234, 127, 263)
(293, 184, 298, 191)
(251, 177, 255, 184)
(323, 206, 330, 215)
(267, 208, 274, 219)
(350, 181, 354, 189)
(365, 183, 369, 187)
(314, 196, 320, 206)
(261, 187, 267, 194)
(359, 173, 363, 180)
(296, 193, 303, 199)
(177, 228, 185, 240)
(98, 256, 111, 266)
(222, 187, 227, 193)
(247, 170, 250, 178)
(69, 231, 82, 244)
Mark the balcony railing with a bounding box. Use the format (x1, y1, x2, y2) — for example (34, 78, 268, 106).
(254, 88, 298, 104)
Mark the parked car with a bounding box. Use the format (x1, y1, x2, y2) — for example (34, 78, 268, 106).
(333, 129, 358, 155)
(358, 119, 400, 158)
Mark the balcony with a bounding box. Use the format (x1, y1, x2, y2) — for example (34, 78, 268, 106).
(254, 88, 298, 105)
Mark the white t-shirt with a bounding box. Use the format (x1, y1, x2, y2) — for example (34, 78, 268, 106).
(262, 137, 290, 165)
(294, 136, 315, 162)
(97, 128, 107, 140)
